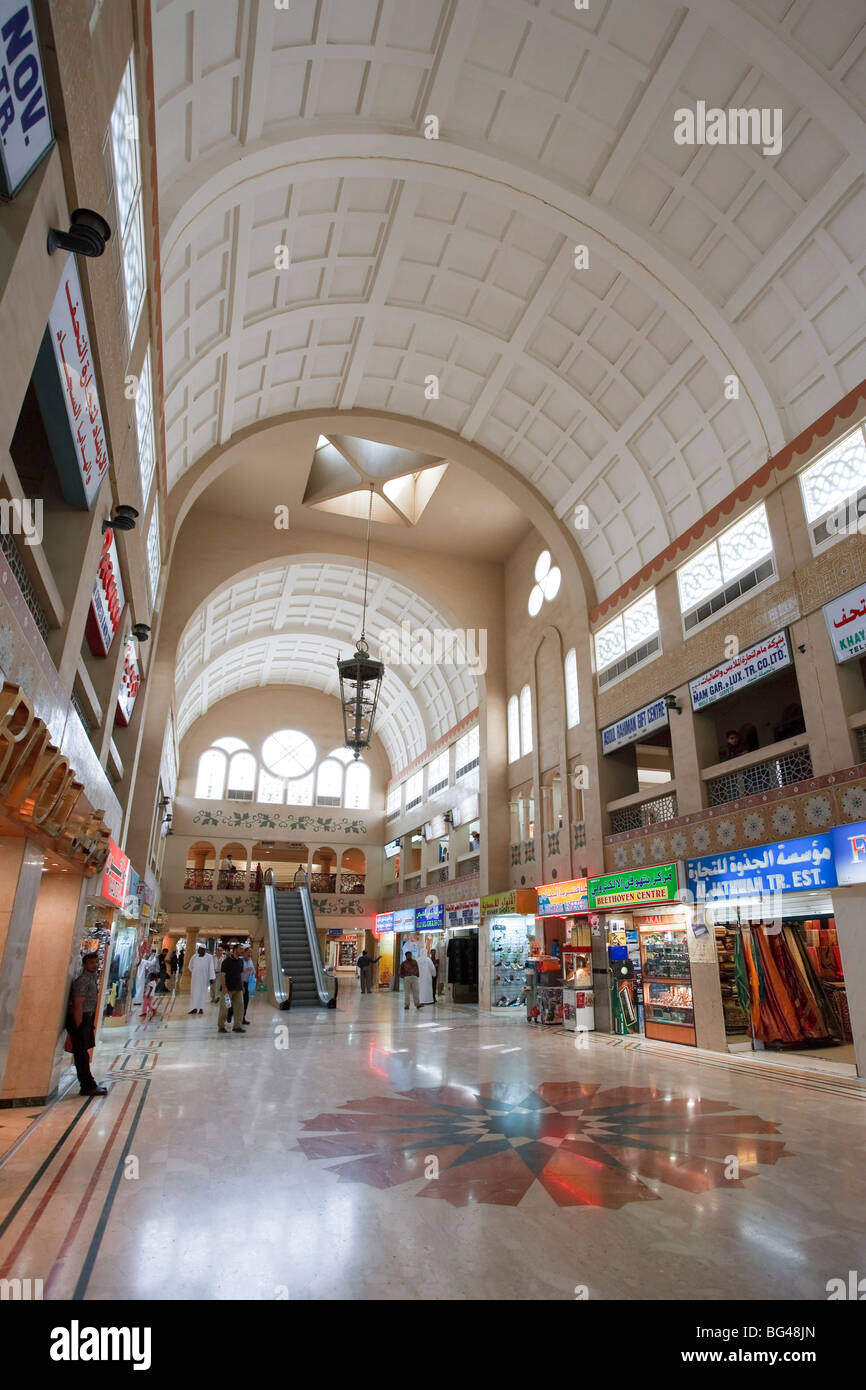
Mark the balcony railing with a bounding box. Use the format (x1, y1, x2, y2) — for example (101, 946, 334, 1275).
(184, 869, 214, 889)
(705, 744, 813, 807)
(610, 791, 678, 835)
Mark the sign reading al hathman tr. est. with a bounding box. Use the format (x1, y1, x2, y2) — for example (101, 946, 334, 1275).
(0, 2, 55, 197)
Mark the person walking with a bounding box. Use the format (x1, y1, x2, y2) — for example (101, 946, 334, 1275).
(356, 948, 379, 995)
(241, 945, 257, 1024)
(219, 943, 246, 1035)
(210, 945, 224, 1002)
(188, 944, 215, 1014)
(169, 947, 179, 980)
(430, 947, 441, 1003)
(66, 951, 107, 1097)
(400, 951, 421, 1011)
(156, 949, 170, 994)
(417, 950, 436, 1008)
(177, 946, 185, 975)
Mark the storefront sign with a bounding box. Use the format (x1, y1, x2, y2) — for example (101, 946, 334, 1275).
(588, 863, 680, 910)
(601, 698, 669, 754)
(45, 259, 110, 506)
(0, 1, 53, 197)
(536, 877, 589, 915)
(689, 631, 791, 711)
(445, 900, 480, 927)
(374, 911, 395, 934)
(481, 889, 537, 916)
(86, 527, 125, 657)
(823, 584, 866, 664)
(832, 819, 866, 885)
(687, 836, 836, 899)
(99, 838, 130, 907)
(392, 908, 415, 932)
(0, 681, 110, 872)
(116, 636, 141, 726)
(415, 902, 444, 930)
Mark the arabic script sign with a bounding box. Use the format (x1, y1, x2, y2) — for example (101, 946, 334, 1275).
(86, 527, 125, 658)
(602, 697, 669, 754)
(689, 631, 791, 711)
(686, 836, 836, 900)
(587, 863, 679, 910)
(536, 878, 589, 915)
(48, 258, 110, 507)
(823, 585, 866, 664)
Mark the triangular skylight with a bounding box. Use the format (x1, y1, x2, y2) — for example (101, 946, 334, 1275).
(304, 434, 448, 526)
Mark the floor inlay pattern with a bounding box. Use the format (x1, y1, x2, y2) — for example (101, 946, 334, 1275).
(295, 1080, 792, 1209)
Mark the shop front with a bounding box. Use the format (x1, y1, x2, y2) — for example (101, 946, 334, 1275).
(480, 888, 536, 1012)
(443, 899, 479, 1005)
(102, 865, 146, 1027)
(688, 834, 853, 1067)
(373, 911, 396, 990)
(535, 878, 593, 1031)
(587, 863, 709, 1047)
(80, 838, 131, 1041)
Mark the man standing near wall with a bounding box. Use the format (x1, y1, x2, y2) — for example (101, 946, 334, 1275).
(66, 952, 107, 1096)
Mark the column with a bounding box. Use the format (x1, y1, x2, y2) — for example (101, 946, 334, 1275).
(0, 839, 45, 1098)
(829, 885, 866, 1077)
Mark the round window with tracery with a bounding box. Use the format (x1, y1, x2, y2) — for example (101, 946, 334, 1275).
(262, 730, 316, 779)
(528, 550, 561, 616)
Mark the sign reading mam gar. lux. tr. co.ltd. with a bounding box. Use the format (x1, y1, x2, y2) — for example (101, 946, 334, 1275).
(689, 631, 791, 711)
(0, 683, 111, 871)
(587, 863, 680, 910)
(0, 1, 54, 197)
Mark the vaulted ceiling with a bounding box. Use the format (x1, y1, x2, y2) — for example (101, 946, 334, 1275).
(153, 0, 866, 605)
(174, 560, 479, 770)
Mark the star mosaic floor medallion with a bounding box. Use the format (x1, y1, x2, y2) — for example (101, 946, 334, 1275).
(294, 1081, 791, 1208)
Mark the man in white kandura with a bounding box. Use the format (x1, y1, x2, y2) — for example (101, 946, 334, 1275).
(417, 950, 436, 1008)
(188, 944, 215, 1015)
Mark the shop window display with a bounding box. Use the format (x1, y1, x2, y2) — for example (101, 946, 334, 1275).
(491, 915, 532, 1008)
(639, 923, 695, 1045)
(733, 917, 851, 1050)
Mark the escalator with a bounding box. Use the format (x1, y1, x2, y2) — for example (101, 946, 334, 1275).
(263, 874, 332, 1007)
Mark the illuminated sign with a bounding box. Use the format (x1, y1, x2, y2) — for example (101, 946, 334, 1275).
(374, 911, 395, 934)
(601, 698, 669, 754)
(445, 900, 479, 927)
(116, 636, 141, 726)
(415, 902, 443, 930)
(687, 836, 836, 899)
(480, 889, 537, 916)
(86, 527, 125, 657)
(689, 631, 791, 711)
(832, 820, 866, 885)
(99, 838, 130, 907)
(536, 878, 589, 915)
(392, 908, 415, 932)
(0, 1, 54, 197)
(824, 585, 866, 664)
(588, 863, 679, 910)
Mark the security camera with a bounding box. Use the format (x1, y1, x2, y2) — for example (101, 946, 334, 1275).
(102, 505, 139, 534)
(132, 623, 151, 641)
(47, 208, 112, 258)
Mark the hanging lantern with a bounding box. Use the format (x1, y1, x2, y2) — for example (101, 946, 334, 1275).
(338, 486, 384, 758)
(337, 639, 384, 759)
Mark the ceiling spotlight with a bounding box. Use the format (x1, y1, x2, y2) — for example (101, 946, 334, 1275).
(102, 504, 139, 534)
(47, 208, 112, 258)
(132, 623, 151, 642)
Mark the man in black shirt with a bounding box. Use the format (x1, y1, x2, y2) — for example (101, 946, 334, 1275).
(66, 951, 107, 1096)
(218, 943, 247, 1034)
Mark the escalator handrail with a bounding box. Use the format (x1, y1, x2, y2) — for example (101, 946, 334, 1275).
(298, 884, 331, 1006)
(262, 880, 287, 1007)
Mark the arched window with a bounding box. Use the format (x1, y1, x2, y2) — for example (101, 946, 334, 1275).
(257, 769, 284, 804)
(286, 774, 314, 806)
(507, 695, 520, 763)
(226, 752, 256, 801)
(316, 759, 343, 806)
(212, 736, 249, 754)
(564, 648, 579, 728)
(328, 747, 355, 765)
(195, 749, 226, 800)
(345, 761, 371, 810)
(519, 684, 533, 756)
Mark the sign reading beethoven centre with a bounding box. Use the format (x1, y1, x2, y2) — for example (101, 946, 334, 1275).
(588, 863, 679, 910)
(689, 631, 791, 711)
(602, 698, 669, 754)
(536, 878, 589, 915)
(687, 835, 836, 901)
(824, 583, 866, 664)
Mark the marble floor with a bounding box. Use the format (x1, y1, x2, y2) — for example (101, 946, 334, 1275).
(0, 985, 864, 1301)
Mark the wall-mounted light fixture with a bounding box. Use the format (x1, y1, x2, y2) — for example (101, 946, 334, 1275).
(47, 208, 112, 258)
(102, 505, 139, 534)
(132, 623, 150, 642)
(664, 694, 683, 715)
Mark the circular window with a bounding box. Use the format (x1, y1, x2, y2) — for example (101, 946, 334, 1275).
(528, 550, 561, 616)
(262, 730, 316, 779)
